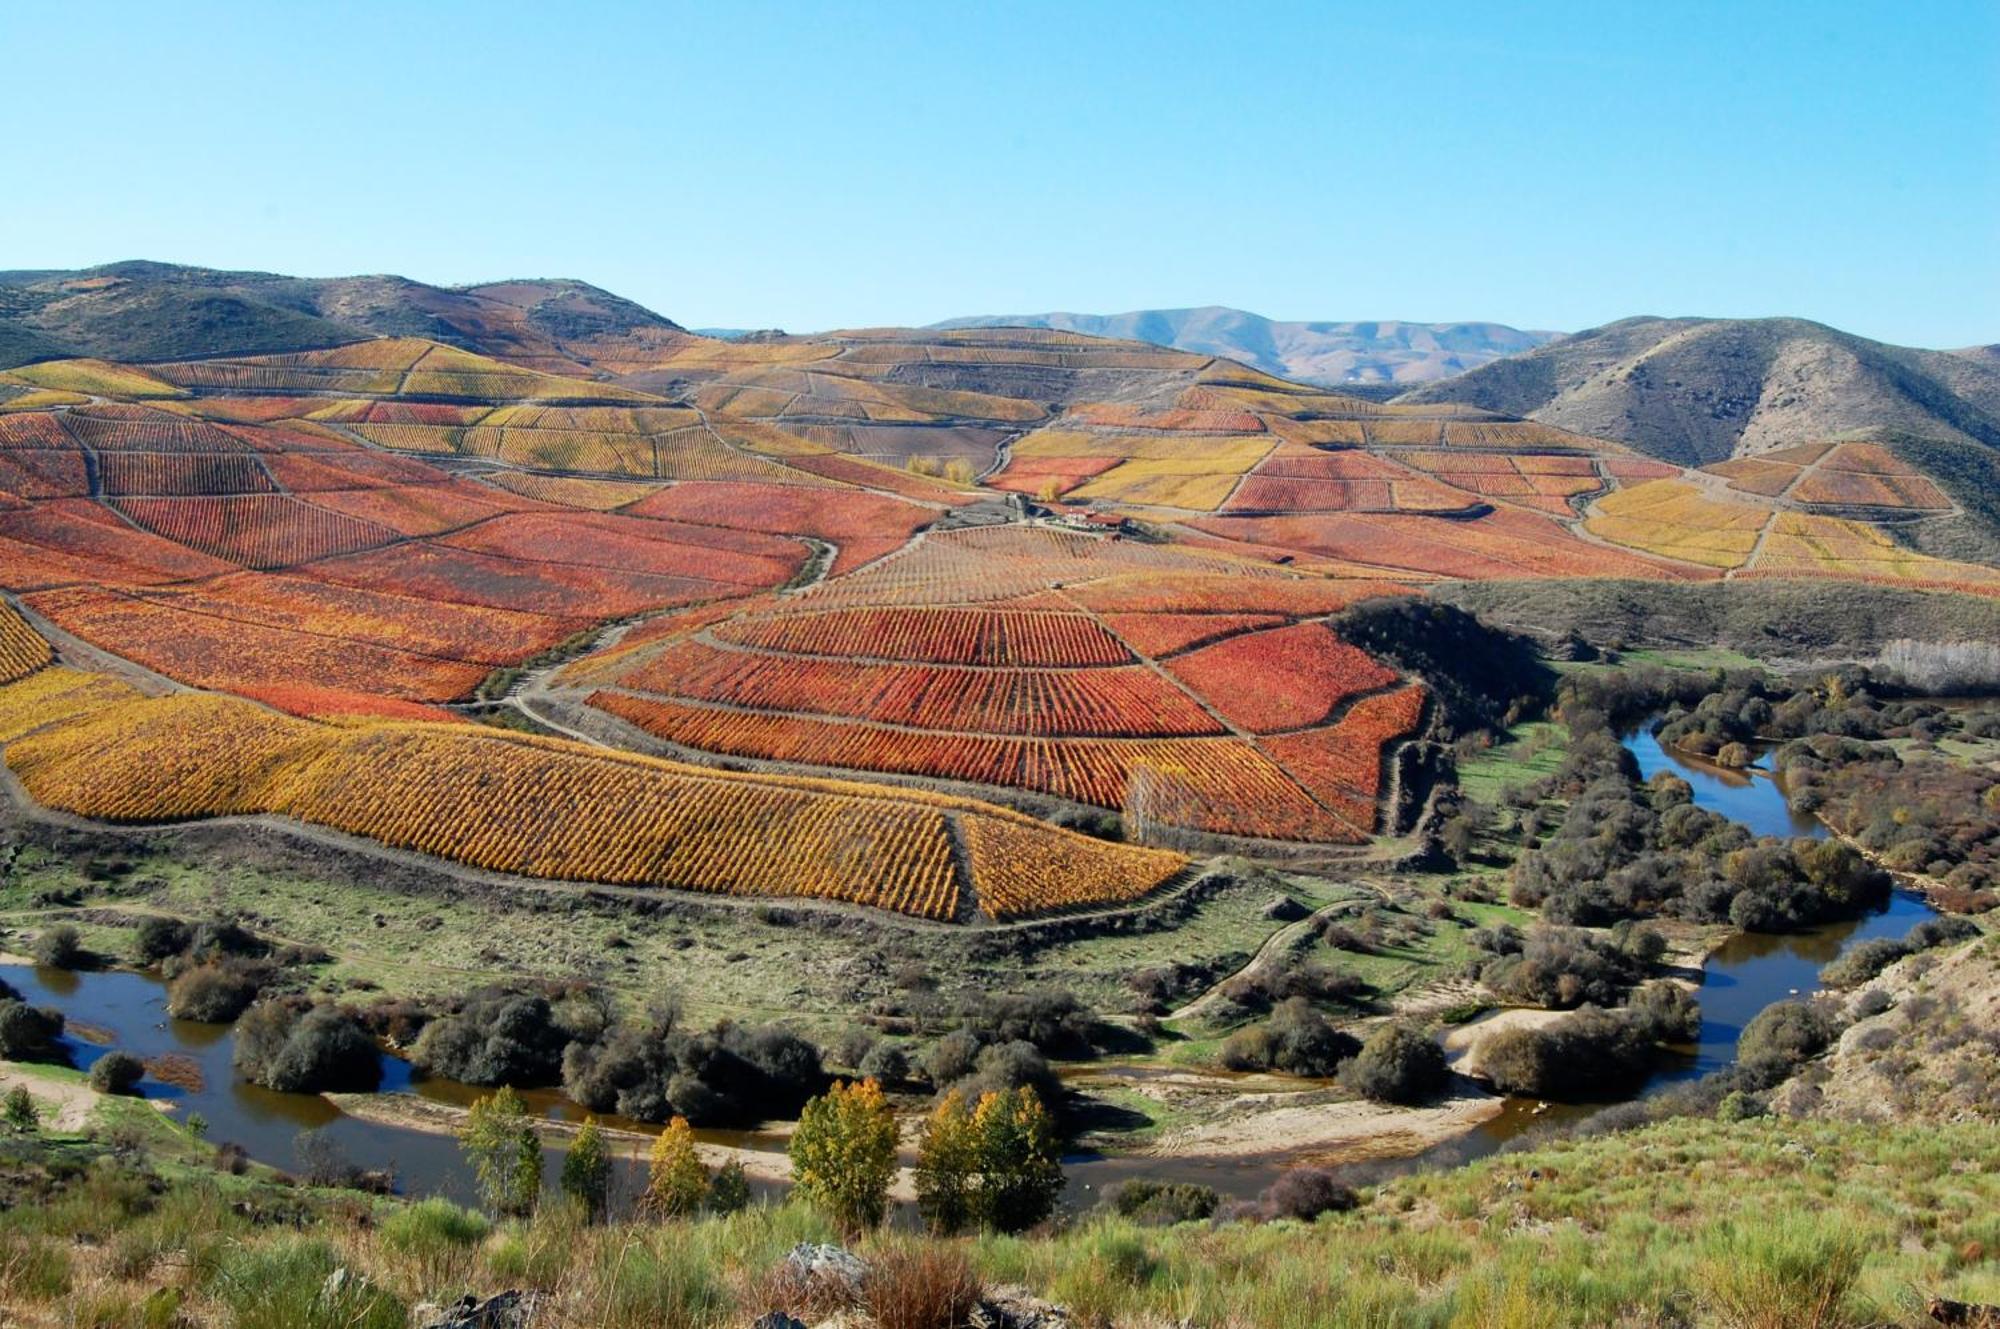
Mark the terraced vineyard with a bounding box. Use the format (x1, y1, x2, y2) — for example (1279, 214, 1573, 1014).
(1, 308, 1994, 922)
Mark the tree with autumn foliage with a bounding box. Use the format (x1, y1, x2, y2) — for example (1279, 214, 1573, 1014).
(789, 1077, 898, 1235)
(915, 1085, 1064, 1235)
(914, 1089, 982, 1234)
(643, 1115, 709, 1219)
(459, 1087, 541, 1218)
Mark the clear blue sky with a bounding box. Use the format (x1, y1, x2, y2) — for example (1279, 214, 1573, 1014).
(5, 2, 1995, 346)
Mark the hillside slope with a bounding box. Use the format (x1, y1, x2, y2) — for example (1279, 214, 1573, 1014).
(1398, 316, 2000, 466)
(932, 306, 1557, 386)
(0, 262, 690, 373)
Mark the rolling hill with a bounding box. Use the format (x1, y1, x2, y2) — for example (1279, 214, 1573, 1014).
(1396, 316, 2000, 467)
(931, 307, 1558, 386)
(0, 262, 691, 375)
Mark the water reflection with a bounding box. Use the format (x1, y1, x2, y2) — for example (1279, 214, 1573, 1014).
(1623, 725, 1826, 840)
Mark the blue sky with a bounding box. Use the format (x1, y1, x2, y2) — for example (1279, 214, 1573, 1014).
(4, 2, 1995, 345)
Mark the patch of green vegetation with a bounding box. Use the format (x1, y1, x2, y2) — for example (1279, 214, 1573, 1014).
(1455, 720, 1567, 806)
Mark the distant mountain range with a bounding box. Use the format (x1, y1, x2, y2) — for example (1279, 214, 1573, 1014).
(1394, 315, 2000, 466)
(931, 306, 1560, 386)
(0, 261, 688, 376)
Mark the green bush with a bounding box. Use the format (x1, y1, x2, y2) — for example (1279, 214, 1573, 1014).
(88, 1051, 146, 1096)
(1696, 1212, 1864, 1329)
(1341, 1023, 1448, 1105)
(31, 925, 85, 970)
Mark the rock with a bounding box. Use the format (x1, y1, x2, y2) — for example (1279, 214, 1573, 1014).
(1929, 1297, 2000, 1328)
(782, 1242, 869, 1295)
(970, 1284, 1073, 1329)
(750, 1315, 808, 1329)
(419, 1290, 544, 1329)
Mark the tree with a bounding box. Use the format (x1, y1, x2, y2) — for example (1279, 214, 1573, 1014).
(559, 1116, 612, 1221)
(913, 1089, 981, 1235)
(2, 1086, 37, 1133)
(789, 1078, 897, 1235)
(642, 1116, 708, 1219)
(460, 1087, 542, 1218)
(914, 1086, 1064, 1235)
(971, 1086, 1063, 1234)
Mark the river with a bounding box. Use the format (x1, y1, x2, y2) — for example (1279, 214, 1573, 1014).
(0, 718, 1942, 1210)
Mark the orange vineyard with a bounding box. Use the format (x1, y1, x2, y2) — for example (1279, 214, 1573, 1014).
(0, 669, 1187, 922)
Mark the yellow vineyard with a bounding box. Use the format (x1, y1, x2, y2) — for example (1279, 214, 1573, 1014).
(0, 602, 54, 684)
(0, 671, 1187, 922)
(1585, 481, 1767, 569)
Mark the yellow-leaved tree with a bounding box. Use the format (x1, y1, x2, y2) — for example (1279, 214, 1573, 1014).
(789, 1077, 897, 1234)
(913, 1088, 981, 1235)
(643, 1115, 709, 1219)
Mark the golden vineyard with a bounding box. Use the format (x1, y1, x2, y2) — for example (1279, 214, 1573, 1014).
(0, 638, 1187, 922)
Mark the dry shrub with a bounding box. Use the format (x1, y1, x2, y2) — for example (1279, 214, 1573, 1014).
(745, 1257, 863, 1324)
(864, 1243, 983, 1329)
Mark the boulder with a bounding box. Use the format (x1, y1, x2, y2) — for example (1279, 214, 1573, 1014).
(419, 1290, 544, 1329)
(970, 1284, 1074, 1329)
(781, 1242, 868, 1294)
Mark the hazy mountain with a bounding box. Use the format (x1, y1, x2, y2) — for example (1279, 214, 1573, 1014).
(930, 306, 1559, 386)
(1397, 316, 2000, 467)
(0, 262, 687, 373)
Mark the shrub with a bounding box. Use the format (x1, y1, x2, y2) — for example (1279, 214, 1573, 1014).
(707, 1157, 751, 1215)
(947, 1040, 1061, 1108)
(31, 925, 85, 970)
(1697, 1213, 1864, 1329)
(88, 1051, 145, 1096)
(1260, 1166, 1358, 1222)
(863, 1242, 983, 1329)
(1479, 1008, 1658, 1100)
(233, 1003, 381, 1093)
(1737, 1001, 1838, 1086)
(1109, 1180, 1220, 1226)
(165, 962, 260, 1022)
(858, 1041, 911, 1085)
(1342, 1023, 1448, 1105)
(0, 1001, 66, 1061)
(1820, 938, 1908, 989)
(132, 916, 190, 965)
(2, 1086, 37, 1132)
(1220, 999, 1360, 1077)
(414, 990, 570, 1088)
(562, 1003, 822, 1126)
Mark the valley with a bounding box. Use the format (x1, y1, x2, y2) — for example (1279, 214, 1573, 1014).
(0, 263, 1995, 1327)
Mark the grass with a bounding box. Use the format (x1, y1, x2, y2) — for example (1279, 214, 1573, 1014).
(5, 1111, 1990, 1327)
(1455, 721, 1567, 806)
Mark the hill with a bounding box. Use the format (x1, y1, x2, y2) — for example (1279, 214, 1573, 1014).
(0, 262, 691, 375)
(1397, 315, 2000, 467)
(931, 306, 1558, 386)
